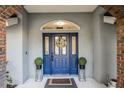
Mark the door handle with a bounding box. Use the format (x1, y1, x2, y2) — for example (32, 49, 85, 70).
(51, 55, 53, 62)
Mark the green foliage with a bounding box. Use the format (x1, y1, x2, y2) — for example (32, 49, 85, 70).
(6, 71, 12, 84)
(7, 78, 13, 84)
(34, 57, 43, 65)
(78, 57, 87, 65)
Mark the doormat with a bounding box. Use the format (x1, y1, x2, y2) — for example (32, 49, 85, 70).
(44, 78, 77, 88)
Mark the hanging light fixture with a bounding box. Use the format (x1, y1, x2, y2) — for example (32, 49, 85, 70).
(54, 20, 65, 29)
(56, 20, 65, 27)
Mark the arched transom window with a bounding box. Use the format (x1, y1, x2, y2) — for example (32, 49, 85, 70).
(41, 20, 80, 31)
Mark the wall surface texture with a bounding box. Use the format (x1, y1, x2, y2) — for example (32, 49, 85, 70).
(6, 9, 29, 84)
(92, 7, 117, 83)
(103, 23, 117, 79)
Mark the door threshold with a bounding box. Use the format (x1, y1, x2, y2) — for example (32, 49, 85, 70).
(51, 74, 70, 77)
(43, 74, 78, 78)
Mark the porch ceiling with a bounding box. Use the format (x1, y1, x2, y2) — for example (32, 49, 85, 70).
(24, 5, 97, 13)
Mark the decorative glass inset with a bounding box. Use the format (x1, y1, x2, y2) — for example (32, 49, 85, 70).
(45, 36, 49, 55)
(72, 36, 76, 54)
(61, 36, 67, 55)
(55, 36, 60, 55)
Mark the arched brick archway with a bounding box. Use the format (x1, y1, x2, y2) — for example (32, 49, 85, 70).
(0, 5, 124, 88)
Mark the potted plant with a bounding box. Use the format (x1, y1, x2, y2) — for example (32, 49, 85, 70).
(34, 57, 43, 70)
(78, 57, 87, 69)
(6, 71, 17, 88)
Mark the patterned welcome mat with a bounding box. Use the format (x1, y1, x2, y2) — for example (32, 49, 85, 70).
(44, 78, 77, 88)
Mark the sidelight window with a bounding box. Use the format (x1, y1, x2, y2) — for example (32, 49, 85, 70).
(72, 36, 76, 54)
(45, 36, 49, 55)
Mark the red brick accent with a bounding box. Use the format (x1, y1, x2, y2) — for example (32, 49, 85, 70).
(0, 20, 6, 63)
(0, 18, 6, 88)
(0, 6, 22, 19)
(116, 18, 124, 87)
(101, 5, 124, 19)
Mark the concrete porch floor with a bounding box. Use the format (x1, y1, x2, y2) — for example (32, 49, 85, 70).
(16, 75, 106, 88)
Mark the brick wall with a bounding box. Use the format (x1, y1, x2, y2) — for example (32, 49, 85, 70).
(0, 19, 6, 62)
(0, 5, 22, 88)
(116, 18, 124, 87)
(0, 18, 6, 88)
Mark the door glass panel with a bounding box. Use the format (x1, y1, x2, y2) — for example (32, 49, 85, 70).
(61, 36, 67, 55)
(55, 36, 59, 55)
(45, 36, 49, 55)
(72, 36, 76, 54)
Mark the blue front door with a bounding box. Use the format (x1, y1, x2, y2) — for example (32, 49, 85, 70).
(52, 34, 69, 74)
(43, 33, 78, 74)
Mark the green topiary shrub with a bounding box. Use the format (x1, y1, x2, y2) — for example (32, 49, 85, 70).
(78, 57, 87, 69)
(34, 57, 43, 65)
(34, 57, 43, 69)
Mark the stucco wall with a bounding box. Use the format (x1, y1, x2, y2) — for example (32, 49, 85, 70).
(22, 9, 29, 83)
(92, 7, 117, 83)
(28, 13, 93, 78)
(6, 15, 23, 84)
(6, 9, 29, 84)
(103, 23, 117, 79)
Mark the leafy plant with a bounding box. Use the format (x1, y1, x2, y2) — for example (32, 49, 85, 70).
(6, 71, 17, 88)
(34, 57, 43, 65)
(78, 57, 87, 65)
(6, 71, 12, 84)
